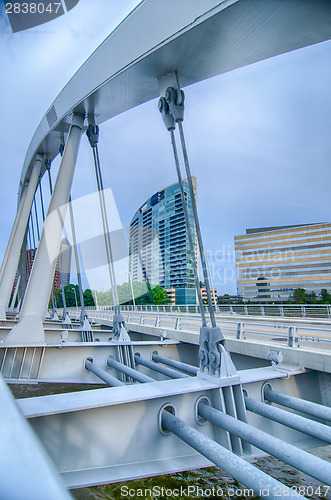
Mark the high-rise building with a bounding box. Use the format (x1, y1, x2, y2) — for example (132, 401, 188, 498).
(58, 237, 72, 286)
(129, 177, 198, 303)
(235, 223, 331, 302)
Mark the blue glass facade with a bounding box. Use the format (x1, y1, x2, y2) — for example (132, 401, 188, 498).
(129, 177, 198, 291)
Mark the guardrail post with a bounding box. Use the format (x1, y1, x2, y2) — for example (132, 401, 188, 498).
(301, 305, 306, 318)
(261, 305, 265, 316)
(139, 315, 144, 325)
(244, 305, 248, 315)
(229, 305, 234, 314)
(236, 322, 245, 339)
(328, 306, 331, 319)
(280, 305, 284, 317)
(288, 326, 299, 347)
(175, 317, 181, 330)
(155, 316, 160, 327)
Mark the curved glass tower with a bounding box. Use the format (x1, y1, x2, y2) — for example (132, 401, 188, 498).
(129, 177, 198, 299)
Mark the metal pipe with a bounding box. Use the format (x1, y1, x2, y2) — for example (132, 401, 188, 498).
(245, 396, 331, 444)
(92, 144, 119, 311)
(169, 128, 206, 327)
(198, 401, 331, 486)
(161, 409, 305, 500)
(0, 155, 42, 321)
(106, 356, 155, 383)
(33, 197, 40, 241)
(38, 175, 46, 223)
(68, 194, 86, 324)
(135, 353, 189, 379)
(151, 352, 198, 375)
(85, 359, 124, 387)
(264, 386, 331, 423)
(5, 115, 84, 345)
(178, 120, 216, 328)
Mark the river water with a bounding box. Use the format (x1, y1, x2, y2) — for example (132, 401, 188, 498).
(9, 383, 331, 500)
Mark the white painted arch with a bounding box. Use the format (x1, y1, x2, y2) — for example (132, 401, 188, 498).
(20, 0, 331, 193)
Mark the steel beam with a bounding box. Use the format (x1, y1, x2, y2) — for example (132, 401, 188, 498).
(0, 373, 72, 500)
(4, 115, 84, 345)
(0, 155, 42, 320)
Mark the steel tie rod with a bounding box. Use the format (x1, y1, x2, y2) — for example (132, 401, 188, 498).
(245, 396, 331, 444)
(106, 355, 155, 383)
(160, 409, 306, 500)
(264, 385, 331, 423)
(198, 401, 331, 486)
(135, 353, 189, 379)
(152, 351, 199, 375)
(85, 358, 124, 387)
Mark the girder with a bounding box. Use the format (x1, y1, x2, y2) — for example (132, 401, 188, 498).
(19, 0, 331, 195)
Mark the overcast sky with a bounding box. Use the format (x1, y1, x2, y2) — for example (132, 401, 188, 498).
(1, 0, 331, 295)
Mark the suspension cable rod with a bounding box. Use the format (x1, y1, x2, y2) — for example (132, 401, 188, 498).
(92, 144, 119, 310)
(29, 212, 36, 249)
(177, 120, 216, 327)
(38, 175, 46, 223)
(68, 194, 86, 324)
(33, 197, 40, 241)
(169, 128, 207, 326)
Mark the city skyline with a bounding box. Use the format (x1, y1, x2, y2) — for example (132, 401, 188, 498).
(1, 1, 331, 295)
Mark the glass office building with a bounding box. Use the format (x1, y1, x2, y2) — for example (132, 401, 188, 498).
(235, 223, 331, 301)
(129, 177, 198, 300)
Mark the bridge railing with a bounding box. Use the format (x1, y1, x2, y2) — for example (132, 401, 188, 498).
(80, 303, 331, 319)
(60, 306, 331, 348)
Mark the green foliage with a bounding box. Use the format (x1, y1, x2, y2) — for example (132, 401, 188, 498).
(83, 289, 95, 306)
(293, 288, 306, 304)
(306, 291, 317, 304)
(320, 288, 331, 304)
(95, 282, 170, 306)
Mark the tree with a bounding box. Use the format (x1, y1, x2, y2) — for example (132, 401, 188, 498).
(293, 288, 306, 304)
(321, 289, 331, 304)
(306, 291, 317, 304)
(83, 289, 95, 306)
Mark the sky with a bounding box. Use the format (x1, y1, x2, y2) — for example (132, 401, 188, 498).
(1, 0, 331, 295)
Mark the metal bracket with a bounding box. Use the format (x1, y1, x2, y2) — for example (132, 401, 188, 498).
(86, 124, 99, 148)
(112, 313, 131, 341)
(165, 86, 185, 122)
(198, 326, 237, 378)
